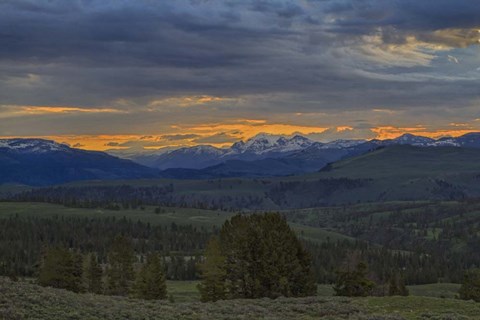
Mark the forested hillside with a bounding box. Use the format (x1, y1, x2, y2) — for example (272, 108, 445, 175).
(8, 145, 480, 210)
(1, 200, 480, 285)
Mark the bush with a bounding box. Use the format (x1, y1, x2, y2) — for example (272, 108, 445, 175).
(459, 268, 480, 302)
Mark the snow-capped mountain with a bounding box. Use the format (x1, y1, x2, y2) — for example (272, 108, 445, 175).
(390, 134, 436, 146)
(127, 132, 480, 171)
(5, 133, 480, 185)
(0, 138, 159, 186)
(0, 138, 71, 153)
(450, 132, 480, 148)
(229, 134, 315, 155)
(318, 139, 366, 149)
(132, 134, 317, 169)
(139, 145, 228, 170)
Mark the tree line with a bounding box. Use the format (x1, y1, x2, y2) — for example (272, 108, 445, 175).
(10, 212, 480, 303)
(0, 215, 206, 280)
(38, 235, 167, 300)
(0, 213, 447, 286)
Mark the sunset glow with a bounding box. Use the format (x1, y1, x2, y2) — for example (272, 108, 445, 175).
(0, 0, 478, 151)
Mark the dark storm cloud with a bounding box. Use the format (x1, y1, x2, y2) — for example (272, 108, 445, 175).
(72, 143, 85, 148)
(0, 0, 479, 137)
(104, 142, 120, 147)
(321, 0, 480, 30)
(163, 134, 201, 141)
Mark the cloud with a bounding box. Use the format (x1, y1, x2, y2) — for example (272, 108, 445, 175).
(0, 0, 479, 141)
(148, 96, 239, 109)
(371, 126, 479, 139)
(104, 142, 120, 147)
(20, 106, 126, 114)
(192, 132, 239, 144)
(0, 105, 126, 119)
(162, 134, 201, 141)
(448, 55, 459, 64)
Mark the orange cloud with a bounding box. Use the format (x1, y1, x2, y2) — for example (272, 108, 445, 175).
(183, 120, 328, 142)
(4, 122, 478, 152)
(21, 106, 125, 114)
(0, 105, 126, 118)
(336, 126, 354, 132)
(0, 119, 329, 151)
(371, 126, 478, 140)
(148, 95, 237, 108)
(372, 108, 398, 114)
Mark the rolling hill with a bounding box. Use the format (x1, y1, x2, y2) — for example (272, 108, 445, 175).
(8, 145, 480, 209)
(317, 144, 480, 179)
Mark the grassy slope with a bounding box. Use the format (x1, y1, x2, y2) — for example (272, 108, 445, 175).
(0, 202, 232, 227)
(316, 145, 480, 179)
(166, 280, 200, 302)
(1, 278, 479, 320)
(166, 282, 462, 302)
(406, 283, 461, 299)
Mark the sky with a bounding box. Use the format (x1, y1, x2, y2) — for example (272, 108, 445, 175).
(0, 0, 479, 151)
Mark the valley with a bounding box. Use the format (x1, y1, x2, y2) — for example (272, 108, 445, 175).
(2, 134, 480, 318)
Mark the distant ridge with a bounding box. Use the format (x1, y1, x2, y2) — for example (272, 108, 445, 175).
(122, 132, 480, 171)
(0, 138, 159, 186)
(11, 145, 480, 209)
(2, 133, 480, 185)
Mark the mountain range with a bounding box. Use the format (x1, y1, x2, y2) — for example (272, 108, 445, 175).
(11, 145, 480, 209)
(118, 132, 480, 178)
(2, 132, 480, 185)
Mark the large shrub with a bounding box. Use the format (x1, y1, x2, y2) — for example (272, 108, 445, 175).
(459, 268, 480, 302)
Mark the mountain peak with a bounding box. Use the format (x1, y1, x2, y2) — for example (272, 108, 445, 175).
(392, 134, 435, 145)
(229, 133, 315, 154)
(0, 138, 71, 153)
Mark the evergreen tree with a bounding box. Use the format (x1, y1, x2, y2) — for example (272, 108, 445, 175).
(388, 273, 409, 296)
(134, 253, 167, 300)
(333, 262, 375, 297)
(197, 237, 227, 302)
(459, 268, 480, 302)
(38, 247, 82, 292)
(85, 253, 103, 294)
(199, 213, 316, 301)
(398, 274, 409, 296)
(72, 251, 84, 293)
(106, 235, 136, 296)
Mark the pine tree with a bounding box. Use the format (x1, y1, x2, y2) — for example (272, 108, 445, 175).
(106, 235, 136, 296)
(134, 253, 167, 300)
(388, 276, 398, 296)
(459, 268, 480, 302)
(198, 213, 316, 301)
(38, 247, 82, 292)
(85, 253, 103, 294)
(398, 274, 409, 296)
(197, 237, 227, 302)
(333, 262, 375, 297)
(72, 252, 84, 293)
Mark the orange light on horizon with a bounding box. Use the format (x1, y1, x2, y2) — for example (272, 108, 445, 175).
(372, 126, 478, 140)
(2, 124, 479, 152)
